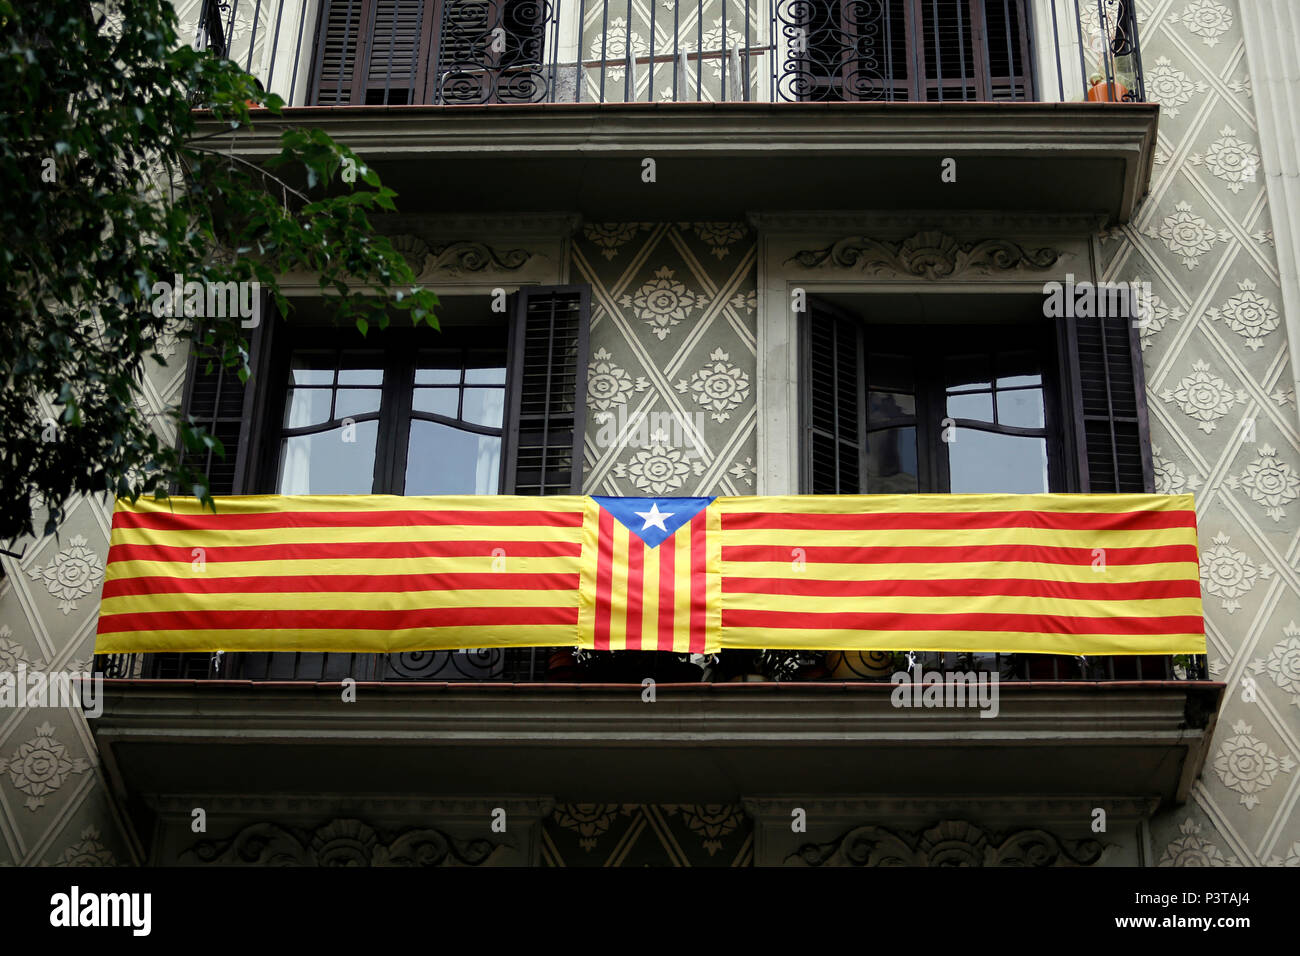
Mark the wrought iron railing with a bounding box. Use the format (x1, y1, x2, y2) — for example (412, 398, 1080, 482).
(191, 0, 1145, 107)
(94, 648, 1207, 682)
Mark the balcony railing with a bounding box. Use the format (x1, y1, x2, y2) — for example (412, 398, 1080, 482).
(96, 647, 1208, 682)
(192, 0, 1144, 107)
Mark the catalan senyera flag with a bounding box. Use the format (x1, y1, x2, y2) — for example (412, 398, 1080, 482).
(94, 492, 1205, 657)
(96, 494, 587, 653)
(716, 493, 1204, 656)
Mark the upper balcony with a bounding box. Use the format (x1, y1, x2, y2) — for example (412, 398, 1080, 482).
(192, 0, 1160, 223)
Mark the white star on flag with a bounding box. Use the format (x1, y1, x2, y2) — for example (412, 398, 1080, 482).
(635, 502, 674, 532)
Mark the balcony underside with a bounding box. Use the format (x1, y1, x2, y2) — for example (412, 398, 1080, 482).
(95, 680, 1221, 810)
(205, 102, 1159, 225)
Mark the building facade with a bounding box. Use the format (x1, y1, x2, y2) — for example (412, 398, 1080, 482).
(1, 0, 1298, 867)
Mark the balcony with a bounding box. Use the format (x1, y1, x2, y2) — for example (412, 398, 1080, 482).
(193, 0, 1159, 223)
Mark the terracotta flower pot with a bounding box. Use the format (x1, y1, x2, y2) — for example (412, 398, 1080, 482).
(1086, 75, 1128, 102)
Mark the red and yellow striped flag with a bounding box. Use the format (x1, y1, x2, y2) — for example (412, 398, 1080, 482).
(715, 493, 1204, 656)
(578, 496, 717, 653)
(96, 495, 586, 653)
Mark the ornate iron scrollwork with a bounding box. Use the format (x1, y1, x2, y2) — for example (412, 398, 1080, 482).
(775, 0, 896, 102)
(435, 0, 554, 104)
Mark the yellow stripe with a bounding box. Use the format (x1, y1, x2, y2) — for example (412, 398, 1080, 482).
(712, 492, 1195, 516)
(110, 525, 584, 549)
(101, 589, 577, 616)
(720, 626, 1206, 655)
(722, 560, 1197, 583)
(105, 555, 580, 580)
(723, 592, 1203, 617)
(95, 625, 576, 654)
(609, 521, 629, 652)
(721, 526, 1195, 549)
(115, 494, 588, 516)
(673, 523, 691, 654)
(641, 543, 659, 650)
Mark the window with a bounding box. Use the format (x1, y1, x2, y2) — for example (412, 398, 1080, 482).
(180, 286, 590, 498)
(274, 332, 508, 495)
(785, 0, 1033, 102)
(800, 295, 1152, 494)
(310, 0, 550, 105)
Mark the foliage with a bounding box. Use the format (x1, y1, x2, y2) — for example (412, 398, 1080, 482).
(0, 0, 438, 541)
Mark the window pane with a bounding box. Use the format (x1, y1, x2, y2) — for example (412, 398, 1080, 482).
(290, 353, 335, 386)
(949, 431, 1048, 493)
(466, 352, 507, 384)
(947, 390, 994, 422)
(867, 353, 912, 392)
(946, 353, 991, 392)
(337, 367, 383, 386)
(996, 352, 1041, 388)
(866, 426, 919, 494)
(462, 388, 505, 428)
(285, 387, 333, 427)
(334, 388, 383, 419)
(868, 391, 915, 425)
(997, 388, 1045, 428)
(278, 421, 378, 494)
(415, 352, 462, 384)
(411, 387, 459, 417)
(405, 421, 501, 495)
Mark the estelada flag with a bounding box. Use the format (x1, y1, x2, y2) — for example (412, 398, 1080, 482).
(578, 496, 718, 654)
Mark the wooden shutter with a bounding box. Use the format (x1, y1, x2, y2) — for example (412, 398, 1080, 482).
(1068, 311, 1153, 492)
(179, 305, 273, 495)
(801, 298, 865, 493)
(311, 0, 436, 105)
(503, 286, 590, 495)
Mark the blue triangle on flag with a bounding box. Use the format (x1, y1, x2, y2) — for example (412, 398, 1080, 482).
(592, 496, 714, 549)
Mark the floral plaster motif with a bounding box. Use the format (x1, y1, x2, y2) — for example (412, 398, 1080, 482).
(1251, 623, 1300, 709)
(1158, 819, 1241, 866)
(552, 804, 624, 852)
(27, 535, 104, 615)
(1209, 279, 1280, 351)
(621, 266, 707, 340)
(615, 443, 704, 494)
(1229, 445, 1300, 522)
(0, 722, 90, 812)
(592, 20, 648, 80)
(1137, 292, 1184, 351)
(1161, 360, 1244, 433)
(1145, 201, 1230, 269)
(0, 624, 41, 673)
(1212, 720, 1294, 810)
(1190, 126, 1261, 193)
(586, 347, 648, 412)
(1152, 446, 1201, 495)
(685, 222, 747, 259)
(676, 348, 751, 423)
(48, 827, 116, 867)
(1266, 842, 1300, 867)
(729, 456, 756, 486)
(1144, 57, 1208, 117)
(583, 223, 643, 260)
(663, 805, 745, 856)
(1199, 532, 1271, 613)
(1169, 0, 1233, 47)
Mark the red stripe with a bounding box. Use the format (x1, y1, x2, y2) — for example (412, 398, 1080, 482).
(721, 543, 1197, 567)
(97, 605, 580, 635)
(690, 512, 706, 654)
(721, 510, 1196, 532)
(721, 576, 1202, 601)
(594, 509, 614, 651)
(626, 536, 645, 651)
(113, 509, 584, 531)
(657, 535, 675, 651)
(102, 572, 579, 599)
(721, 609, 1203, 637)
(106, 539, 581, 565)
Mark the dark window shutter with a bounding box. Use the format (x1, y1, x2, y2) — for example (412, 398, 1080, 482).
(503, 285, 590, 495)
(311, 0, 372, 105)
(801, 298, 864, 494)
(179, 306, 271, 496)
(1070, 312, 1153, 492)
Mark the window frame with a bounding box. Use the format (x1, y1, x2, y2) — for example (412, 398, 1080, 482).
(799, 300, 1074, 495)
